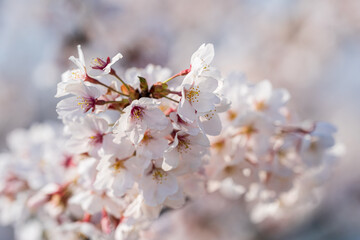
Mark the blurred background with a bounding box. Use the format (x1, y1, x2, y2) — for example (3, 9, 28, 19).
(0, 0, 359, 239)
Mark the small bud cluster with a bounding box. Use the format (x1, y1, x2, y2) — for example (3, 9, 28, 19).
(0, 44, 342, 239)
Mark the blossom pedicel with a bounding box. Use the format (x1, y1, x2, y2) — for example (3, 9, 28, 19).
(0, 44, 342, 239)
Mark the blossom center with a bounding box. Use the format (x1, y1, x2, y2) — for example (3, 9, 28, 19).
(238, 125, 257, 136)
(309, 137, 319, 152)
(186, 86, 200, 103)
(111, 159, 126, 172)
(177, 136, 191, 153)
(62, 156, 75, 168)
(227, 110, 238, 121)
(152, 169, 167, 184)
(131, 106, 144, 120)
(141, 131, 153, 144)
(223, 165, 236, 175)
(50, 186, 71, 208)
(254, 100, 267, 111)
(212, 139, 225, 152)
(91, 57, 110, 70)
(71, 69, 86, 80)
(89, 133, 104, 145)
(77, 96, 97, 113)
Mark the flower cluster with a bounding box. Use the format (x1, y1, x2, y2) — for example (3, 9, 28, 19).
(207, 74, 343, 222)
(0, 44, 342, 239)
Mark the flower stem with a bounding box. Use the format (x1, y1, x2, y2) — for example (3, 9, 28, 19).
(169, 90, 182, 96)
(163, 96, 179, 103)
(163, 65, 191, 84)
(110, 69, 131, 92)
(103, 100, 124, 104)
(97, 81, 129, 97)
(163, 75, 176, 84)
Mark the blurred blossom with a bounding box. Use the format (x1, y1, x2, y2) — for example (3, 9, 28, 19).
(142, 193, 256, 240)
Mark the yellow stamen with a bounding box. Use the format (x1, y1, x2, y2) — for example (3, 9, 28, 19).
(112, 160, 126, 171)
(152, 169, 167, 184)
(227, 110, 237, 121)
(254, 100, 267, 111)
(238, 125, 256, 136)
(186, 86, 200, 103)
(212, 139, 225, 152)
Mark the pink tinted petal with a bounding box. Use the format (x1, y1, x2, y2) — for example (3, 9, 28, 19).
(199, 113, 222, 136)
(143, 109, 169, 130)
(104, 53, 123, 74)
(156, 174, 178, 203)
(197, 75, 218, 92)
(189, 132, 210, 147)
(178, 98, 196, 123)
(190, 43, 214, 66)
(192, 92, 219, 113)
(163, 148, 180, 171)
(127, 121, 147, 144)
(56, 96, 82, 119)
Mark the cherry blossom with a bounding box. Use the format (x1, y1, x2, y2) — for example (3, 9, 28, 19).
(94, 135, 136, 197)
(177, 44, 221, 123)
(0, 43, 343, 240)
(65, 115, 109, 156)
(300, 122, 337, 167)
(56, 83, 105, 121)
(91, 53, 123, 75)
(113, 97, 169, 145)
(55, 45, 87, 98)
(139, 159, 179, 207)
(162, 131, 209, 174)
(245, 80, 290, 122)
